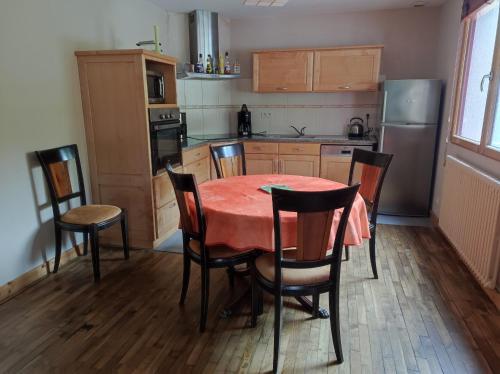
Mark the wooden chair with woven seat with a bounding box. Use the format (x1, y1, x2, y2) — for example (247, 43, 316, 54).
(36, 144, 129, 282)
(166, 163, 256, 332)
(344, 148, 393, 278)
(251, 184, 360, 373)
(209, 142, 246, 178)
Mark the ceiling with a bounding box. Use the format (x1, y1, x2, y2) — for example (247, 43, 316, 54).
(151, 0, 447, 18)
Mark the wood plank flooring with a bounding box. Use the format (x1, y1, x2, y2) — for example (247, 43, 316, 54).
(0, 225, 498, 373)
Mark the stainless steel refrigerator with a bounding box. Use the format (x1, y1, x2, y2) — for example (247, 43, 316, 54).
(379, 79, 442, 216)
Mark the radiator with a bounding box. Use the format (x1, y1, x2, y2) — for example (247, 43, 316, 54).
(440, 156, 500, 289)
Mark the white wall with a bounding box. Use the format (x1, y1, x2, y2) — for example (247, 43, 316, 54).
(180, 7, 442, 137)
(0, 0, 186, 286)
(432, 0, 500, 216)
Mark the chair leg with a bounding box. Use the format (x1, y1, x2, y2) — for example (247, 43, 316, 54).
(83, 233, 88, 256)
(369, 230, 378, 279)
(200, 266, 210, 333)
(312, 292, 320, 319)
(121, 210, 129, 260)
(344, 245, 350, 261)
(179, 251, 191, 305)
(273, 292, 283, 374)
(227, 266, 235, 289)
(329, 289, 343, 364)
(90, 224, 101, 282)
(53, 226, 62, 273)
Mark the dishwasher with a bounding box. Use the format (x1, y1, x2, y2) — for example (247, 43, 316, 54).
(320, 144, 374, 185)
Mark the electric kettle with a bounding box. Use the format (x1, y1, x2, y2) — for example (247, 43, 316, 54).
(348, 117, 365, 139)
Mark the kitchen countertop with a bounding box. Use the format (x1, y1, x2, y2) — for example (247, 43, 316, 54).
(182, 133, 378, 150)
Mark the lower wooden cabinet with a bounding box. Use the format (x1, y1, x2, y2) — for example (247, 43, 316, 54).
(155, 200, 179, 238)
(246, 153, 279, 175)
(183, 157, 210, 184)
(320, 155, 363, 185)
(279, 155, 320, 177)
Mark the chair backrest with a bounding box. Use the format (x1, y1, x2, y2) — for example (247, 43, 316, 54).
(348, 148, 393, 225)
(36, 144, 86, 220)
(271, 184, 360, 287)
(166, 164, 206, 244)
(210, 142, 247, 179)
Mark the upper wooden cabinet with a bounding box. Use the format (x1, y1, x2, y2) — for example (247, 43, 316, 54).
(313, 46, 382, 92)
(253, 45, 383, 93)
(253, 51, 314, 92)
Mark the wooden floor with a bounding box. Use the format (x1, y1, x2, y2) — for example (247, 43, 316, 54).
(0, 225, 498, 373)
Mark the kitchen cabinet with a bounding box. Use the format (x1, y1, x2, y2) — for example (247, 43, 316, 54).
(313, 47, 382, 92)
(75, 49, 178, 249)
(182, 145, 210, 184)
(246, 153, 279, 175)
(244, 142, 319, 176)
(279, 155, 320, 177)
(253, 51, 314, 92)
(253, 45, 382, 93)
(320, 156, 353, 185)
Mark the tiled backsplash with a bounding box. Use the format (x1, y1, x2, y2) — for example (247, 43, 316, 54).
(177, 79, 380, 136)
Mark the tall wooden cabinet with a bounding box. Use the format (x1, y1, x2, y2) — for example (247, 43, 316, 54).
(253, 45, 383, 93)
(75, 49, 178, 249)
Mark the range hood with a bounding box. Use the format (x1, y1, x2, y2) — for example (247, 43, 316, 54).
(177, 10, 239, 80)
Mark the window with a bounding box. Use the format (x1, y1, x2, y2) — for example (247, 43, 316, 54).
(451, 0, 500, 160)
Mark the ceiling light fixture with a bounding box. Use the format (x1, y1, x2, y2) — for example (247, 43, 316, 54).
(243, 0, 289, 7)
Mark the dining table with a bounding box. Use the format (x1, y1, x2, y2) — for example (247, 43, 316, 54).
(187, 174, 371, 318)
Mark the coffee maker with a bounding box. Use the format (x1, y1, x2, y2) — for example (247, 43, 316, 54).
(238, 104, 252, 137)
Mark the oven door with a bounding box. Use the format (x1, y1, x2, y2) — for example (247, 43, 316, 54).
(150, 123, 182, 176)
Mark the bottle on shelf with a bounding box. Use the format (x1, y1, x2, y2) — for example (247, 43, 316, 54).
(195, 53, 204, 73)
(219, 54, 225, 76)
(206, 54, 213, 74)
(224, 51, 231, 75)
(233, 59, 241, 75)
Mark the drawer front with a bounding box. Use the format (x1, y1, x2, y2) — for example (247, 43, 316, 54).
(183, 157, 210, 184)
(156, 200, 179, 238)
(152, 173, 175, 209)
(244, 142, 279, 154)
(182, 145, 209, 166)
(279, 143, 320, 155)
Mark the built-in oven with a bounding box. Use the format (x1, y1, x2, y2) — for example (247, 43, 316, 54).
(149, 108, 182, 176)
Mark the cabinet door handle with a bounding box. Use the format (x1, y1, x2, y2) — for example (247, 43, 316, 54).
(338, 85, 351, 89)
(277, 87, 288, 91)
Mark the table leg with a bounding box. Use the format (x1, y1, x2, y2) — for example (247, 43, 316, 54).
(295, 296, 329, 319)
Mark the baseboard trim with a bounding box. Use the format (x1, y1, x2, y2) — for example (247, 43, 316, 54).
(0, 244, 82, 305)
(430, 210, 439, 227)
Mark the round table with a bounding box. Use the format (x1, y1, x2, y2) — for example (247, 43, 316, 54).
(190, 174, 371, 252)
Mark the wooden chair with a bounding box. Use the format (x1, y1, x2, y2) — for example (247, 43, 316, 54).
(36, 144, 129, 282)
(344, 148, 393, 279)
(251, 184, 360, 373)
(209, 142, 246, 178)
(166, 164, 256, 332)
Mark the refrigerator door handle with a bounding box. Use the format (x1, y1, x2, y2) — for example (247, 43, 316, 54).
(382, 90, 388, 123)
(379, 126, 385, 152)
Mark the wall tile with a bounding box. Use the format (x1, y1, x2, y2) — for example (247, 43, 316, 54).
(185, 80, 203, 106)
(176, 79, 186, 107)
(201, 80, 219, 106)
(185, 108, 203, 135)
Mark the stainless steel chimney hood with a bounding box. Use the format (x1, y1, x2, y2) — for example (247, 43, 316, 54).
(177, 10, 240, 80)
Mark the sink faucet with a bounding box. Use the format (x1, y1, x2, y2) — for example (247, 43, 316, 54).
(290, 124, 307, 136)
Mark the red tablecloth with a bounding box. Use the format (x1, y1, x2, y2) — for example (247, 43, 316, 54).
(188, 175, 370, 252)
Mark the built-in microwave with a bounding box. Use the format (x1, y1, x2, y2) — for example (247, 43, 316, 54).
(146, 70, 165, 104)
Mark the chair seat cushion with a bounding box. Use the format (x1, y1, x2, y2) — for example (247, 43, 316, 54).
(188, 239, 253, 259)
(61, 205, 121, 225)
(255, 251, 331, 286)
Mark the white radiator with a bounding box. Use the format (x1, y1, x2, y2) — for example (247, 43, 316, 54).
(440, 156, 500, 289)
